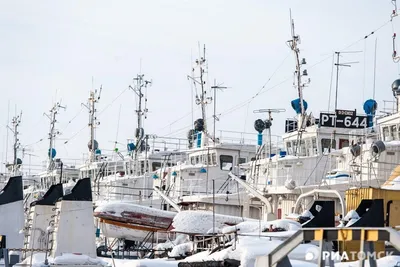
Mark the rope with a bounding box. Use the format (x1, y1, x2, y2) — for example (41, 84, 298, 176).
(98, 87, 130, 116)
(61, 106, 84, 132)
(302, 155, 327, 186)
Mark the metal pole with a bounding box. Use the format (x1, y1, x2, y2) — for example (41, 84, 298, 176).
(334, 52, 340, 112)
(373, 38, 377, 100)
(44, 231, 50, 265)
(213, 79, 217, 142)
(212, 179, 215, 235)
(59, 161, 63, 184)
(206, 147, 209, 195)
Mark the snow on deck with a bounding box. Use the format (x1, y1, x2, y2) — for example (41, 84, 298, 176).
(183, 235, 320, 267)
(221, 219, 302, 235)
(382, 176, 400, 190)
(171, 210, 252, 234)
(16, 249, 400, 267)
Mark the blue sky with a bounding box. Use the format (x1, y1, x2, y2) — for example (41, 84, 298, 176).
(0, 0, 399, 173)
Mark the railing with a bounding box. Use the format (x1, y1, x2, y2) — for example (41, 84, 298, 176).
(255, 227, 400, 267)
(40, 158, 83, 171)
(217, 130, 283, 147)
(127, 135, 189, 153)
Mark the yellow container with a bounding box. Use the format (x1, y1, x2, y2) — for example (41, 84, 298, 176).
(345, 187, 400, 227)
(342, 187, 400, 261)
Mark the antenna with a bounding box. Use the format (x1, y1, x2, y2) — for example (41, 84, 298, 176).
(6, 111, 22, 175)
(43, 101, 66, 171)
(210, 79, 230, 142)
(286, 10, 311, 156)
(253, 109, 285, 159)
(373, 38, 378, 100)
(129, 73, 152, 152)
(82, 85, 102, 163)
(333, 51, 361, 111)
(187, 44, 212, 146)
(129, 73, 152, 176)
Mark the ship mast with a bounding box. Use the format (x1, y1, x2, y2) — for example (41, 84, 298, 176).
(129, 74, 151, 174)
(187, 44, 212, 146)
(82, 86, 102, 163)
(287, 11, 310, 156)
(44, 102, 65, 171)
(6, 111, 22, 175)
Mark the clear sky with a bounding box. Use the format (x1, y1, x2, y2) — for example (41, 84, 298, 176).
(0, 0, 399, 173)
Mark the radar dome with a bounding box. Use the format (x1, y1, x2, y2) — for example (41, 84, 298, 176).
(392, 79, 400, 96)
(88, 140, 99, 151)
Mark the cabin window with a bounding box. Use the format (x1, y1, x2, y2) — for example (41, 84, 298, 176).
(190, 157, 195, 165)
(196, 156, 199, 164)
(383, 126, 390, 141)
(339, 139, 349, 149)
(212, 154, 216, 165)
(239, 158, 246, 164)
(398, 124, 400, 139)
(286, 142, 292, 155)
(391, 125, 398, 140)
(251, 157, 256, 161)
(140, 161, 145, 174)
(321, 139, 336, 152)
(208, 154, 212, 165)
(152, 162, 161, 171)
(220, 155, 233, 171)
(311, 137, 317, 154)
(300, 140, 306, 156)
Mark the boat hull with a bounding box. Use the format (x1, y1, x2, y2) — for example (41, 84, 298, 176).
(93, 202, 177, 241)
(98, 218, 171, 242)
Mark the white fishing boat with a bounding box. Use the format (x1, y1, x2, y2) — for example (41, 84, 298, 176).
(228, 15, 400, 222)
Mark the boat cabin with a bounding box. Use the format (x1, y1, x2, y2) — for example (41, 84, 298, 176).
(153, 140, 257, 200)
(282, 109, 370, 157)
(37, 158, 80, 190)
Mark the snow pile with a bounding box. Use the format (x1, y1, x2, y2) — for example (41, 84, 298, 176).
(341, 210, 360, 227)
(343, 210, 360, 221)
(206, 227, 222, 234)
(172, 210, 250, 234)
(285, 213, 301, 219)
(102, 258, 179, 267)
(17, 253, 108, 267)
(183, 235, 319, 267)
(155, 234, 190, 255)
(94, 202, 176, 218)
(382, 176, 400, 190)
(53, 254, 107, 265)
(221, 219, 301, 235)
(301, 210, 314, 219)
(169, 242, 194, 257)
